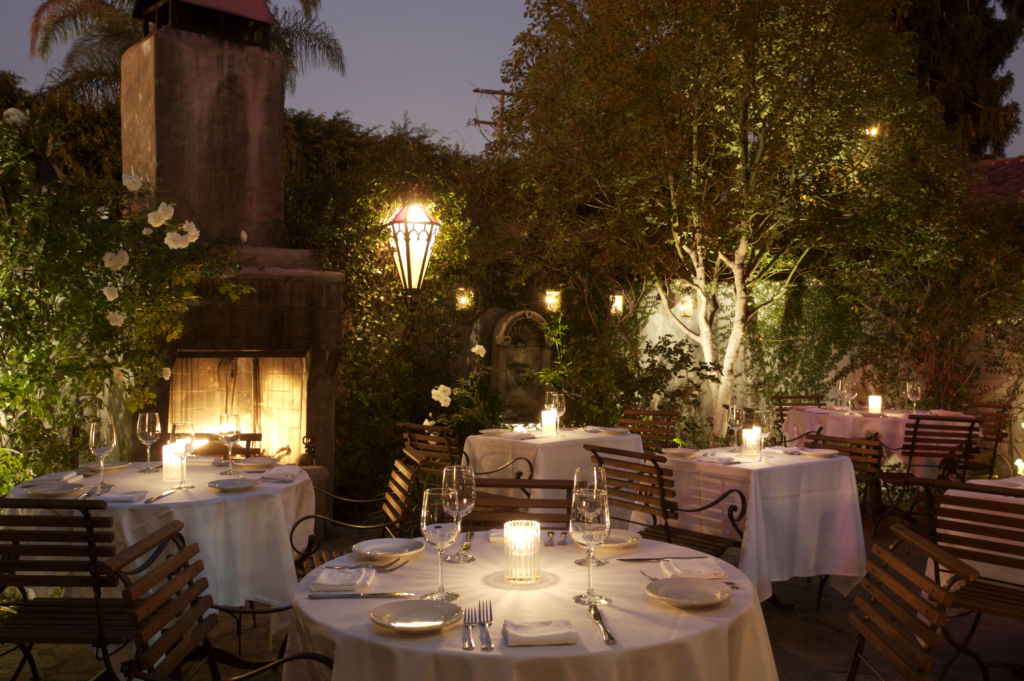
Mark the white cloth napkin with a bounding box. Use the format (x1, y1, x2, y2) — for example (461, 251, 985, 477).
(660, 558, 728, 580)
(262, 465, 299, 482)
(500, 431, 535, 440)
(767, 447, 798, 455)
(23, 471, 82, 486)
(310, 567, 375, 592)
(502, 620, 578, 646)
(97, 491, 147, 503)
(697, 454, 736, 465)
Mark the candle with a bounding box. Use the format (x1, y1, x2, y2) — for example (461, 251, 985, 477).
(504, 520, 541, 584)
(742, 426, 762, 461)
(162, 442, 182, 483)
(868, 395, 882, 414)
(541, 408, 558, 437)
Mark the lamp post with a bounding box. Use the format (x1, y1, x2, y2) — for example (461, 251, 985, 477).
(384, 203, 441, 306)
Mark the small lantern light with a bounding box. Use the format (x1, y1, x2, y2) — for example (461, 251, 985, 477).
(544, 289, 562, 313)
(384, 203, 441, 305)
(609, 294, 624, 316)
(676, 297, 693, 318)
(455, 287, 474, 310)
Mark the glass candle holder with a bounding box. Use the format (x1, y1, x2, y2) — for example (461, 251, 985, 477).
(741, 426, 762, 461)
(868, 395, 882, 414)
(504, 520, 541, 584)
(541, 408, 558, 437)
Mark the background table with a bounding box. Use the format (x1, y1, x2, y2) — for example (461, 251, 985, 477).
(284, 537, 778, 681)
(463, 429, 643, 484)
(656, 448, 866, 601)
(12, 460, 312, 606)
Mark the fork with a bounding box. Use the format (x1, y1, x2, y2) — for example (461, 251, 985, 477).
(640, 570, 740, 590)
(478, 601, 495, 650)
(462, 606, 477, 650)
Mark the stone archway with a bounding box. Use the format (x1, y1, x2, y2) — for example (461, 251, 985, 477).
(490, 310, 553, 422)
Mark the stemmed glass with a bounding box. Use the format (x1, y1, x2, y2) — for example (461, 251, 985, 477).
(727, 405, 743, 451)
(169, 422, 195, 490)
(570, 481, 611, 605)
(136, 411, 161, 473)
(218, 413, 241, 477)
(442, 465, 476, 563)
(906, 382, 922, 413)
(573, 465, 608, 567)
(420, 488, 460, 601)
(88, 420, 116, 493)
(545, 391, 566, 436)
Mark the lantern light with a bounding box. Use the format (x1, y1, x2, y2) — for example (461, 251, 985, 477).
(384, 203, 441, 305)
(544, 289, 562, 313)
(609, 294, 624, 316)
(455, 287, 475, 310)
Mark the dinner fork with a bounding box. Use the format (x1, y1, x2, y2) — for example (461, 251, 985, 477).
(462, 606, 476, 650)
(478, 601, 495, 650)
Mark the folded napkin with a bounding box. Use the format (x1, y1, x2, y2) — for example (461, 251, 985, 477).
(697, 454, 736, 465)
(310, 567, 375, 592)
(489, 529, 504, 543)
(261, 465, 299, 482)
(97, 491, 147, 503)
(502, 620, 578, 646)
(660, 558, 728, 580)
(500, 431, 535, 440)
(22, 471, 83, 487)
(767, 447, 798, 455)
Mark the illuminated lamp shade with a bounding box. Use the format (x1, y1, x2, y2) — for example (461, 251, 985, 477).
(609, 294, 624, 316)
(544, 289, 562, 313)
(384, 203, 441, 304)
(455, 287, 475, 310)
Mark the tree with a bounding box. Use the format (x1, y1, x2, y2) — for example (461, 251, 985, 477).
(29, 0, 344, 104)
(500, 0, 964, 434)
(900, 0, 1024, 159)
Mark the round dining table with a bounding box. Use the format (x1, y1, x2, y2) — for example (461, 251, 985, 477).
(283, 534, 778, 681)
(10, 459, 313, 607)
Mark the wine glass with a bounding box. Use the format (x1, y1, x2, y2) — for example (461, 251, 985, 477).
(136, 411, 161, 473)
(727, 405, 743, 451)
(169, 422, 195, 490)
(835, 378, 846, 407)
(573, 465, 608, 567)
(218, 413, 241, 477)
(906, 382, 922, 413)
(88, 420, 116, 493)
(442, 465, 476, 563)
(570, 486, 611, 605)
(420, 488, 460, 601)
(553, 393, 567, 436)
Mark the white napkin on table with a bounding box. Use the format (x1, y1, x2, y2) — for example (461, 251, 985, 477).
(310, 567, 375, 592)
(22, 471, 82, 487)
(261, 465, 299, 482)
(502, 620, 578, 646)
(97, 491, 147, 503)
(500, 431, 535, 440)
(697, 454, 736, 465)
(660, 558, 728, 580)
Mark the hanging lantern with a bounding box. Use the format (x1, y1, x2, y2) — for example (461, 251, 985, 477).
(544, 289, 562, 313)
(455, 287, 475, 310)
(384, 203, 441, 305)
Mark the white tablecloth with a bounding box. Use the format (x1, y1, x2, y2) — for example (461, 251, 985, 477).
(284, 537, 778, 681)
(655, 448, 865, 601)
(11, 460, 312, 606)
(464, 429, 644, 484)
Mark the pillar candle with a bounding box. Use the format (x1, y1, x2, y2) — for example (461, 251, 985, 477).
(504, 520, 541, 584)
(541, 408, 558, 436)
(868, 395, 882, 414)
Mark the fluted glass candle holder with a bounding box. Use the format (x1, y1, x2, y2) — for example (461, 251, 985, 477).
(742, 426, 763, 462)
(504, 520, 541, 584)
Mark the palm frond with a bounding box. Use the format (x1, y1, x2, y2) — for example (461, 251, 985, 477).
(45, 12, 139, 105)
(30, 0, 133, 58)
(271, 7, 345, 93)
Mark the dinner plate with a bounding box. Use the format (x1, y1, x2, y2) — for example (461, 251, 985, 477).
(352, 537, 425, 561)
(79, 461, 132, 473)
(208, 478, 259, 493)
(369, 600, 461, 634)
(25, 482, 83, 498)
(231, 456, 277, 470)
(799, 449, 837, 458)
(594, 529, 641, 551)
(479, 429, 506, 436)
(645, 577, 733, 609)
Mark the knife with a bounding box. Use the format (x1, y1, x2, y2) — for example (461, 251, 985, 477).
(615, 556, 705, 562)
(307, 592, 416, 600)
(588, 604, 616, 645)
(144, 489, 177, 504)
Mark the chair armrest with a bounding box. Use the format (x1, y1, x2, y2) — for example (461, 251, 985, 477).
(890, 523, 980, 583)
(101, 520, 185, 576)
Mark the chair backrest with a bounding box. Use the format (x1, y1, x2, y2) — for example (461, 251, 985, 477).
(379, 454, 422, 536)
(464, 478, 572, 529)
(582, 443, 678, 529)
(771, 394, 825, 434)
(847, 523, 977, 681)
(616, 409, 679, 455)
(923, 479, 1024, 573)
(901, 414, 979, 480)
(960, 402, 1011, 478)
(803, 431, 884, 483)
(397, 421, 462, 478)
(192, 433, 262, 458)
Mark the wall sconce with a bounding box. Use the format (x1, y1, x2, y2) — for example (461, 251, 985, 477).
(675, 297, 693, 318)
(544, 289, 562, 313)
(864, 125, 879, 137)
(384, 202, 441, 306)
(455, 287, 475, 310)
(609, 294, 624, 316)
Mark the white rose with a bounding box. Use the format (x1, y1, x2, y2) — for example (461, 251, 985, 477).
(162, 367, 172, 381)
(142, 227, 153, 236)
(240, 229, 248, 244)
(431, 384, 452, 408)
(96, 206, 109, 220)
(101, 286, 119, 302)
(106, 310, 125, 327)
(122, 174, 143, 192)
(102, 249, 129, 271)
(3, 108, 27, 126)
(164, 232, 187, 249)
(470, 344, 486, 358)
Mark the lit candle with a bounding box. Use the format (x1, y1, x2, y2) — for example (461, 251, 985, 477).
(504, 520, 541, 584)
(162, 442, 182, 483)
(868, 395, 882, 414)
(541, 408, 558, 436)
(742, 426, 762, 461)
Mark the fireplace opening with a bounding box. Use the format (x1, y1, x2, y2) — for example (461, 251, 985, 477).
(168, 354, 308, 464)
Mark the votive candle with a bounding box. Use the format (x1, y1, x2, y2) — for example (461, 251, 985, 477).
(541, 408, 558, 437)
(741, 426, 762, 461)
(868, 395, 882, 414)
(504, 520, 541, 584)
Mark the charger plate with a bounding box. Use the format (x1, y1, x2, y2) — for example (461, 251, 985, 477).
(353, 538, 425, 561)
(646, 577, 733, 609)
(79, 461, 132, 473)
(370, 601, 461, 634)
(208, 478, 259, 493)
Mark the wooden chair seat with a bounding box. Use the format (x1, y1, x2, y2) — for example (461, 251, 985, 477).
(952, 580, 1024, 621)
(0, 599, 136, 645)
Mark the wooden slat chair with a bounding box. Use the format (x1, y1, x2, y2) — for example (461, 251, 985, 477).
(192, 433, 263, 459)
(463, 478, 572, 529)
(616, 408, 679, 456)
(846, 523, 978, 681)
(583, 444, 746, 558)
(115, 521, 332, 681)
(289, 452, 422, 575)
(803, 430, 884, 516)
(959, 402, 1011, 479)
(771, 394, 826, 444)
(397, 421, 462, 479)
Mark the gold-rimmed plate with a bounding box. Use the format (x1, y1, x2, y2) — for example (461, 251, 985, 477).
(646, 577, 733, 609)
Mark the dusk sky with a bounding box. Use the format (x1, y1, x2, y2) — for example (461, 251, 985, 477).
(3, 1, 1024, 157)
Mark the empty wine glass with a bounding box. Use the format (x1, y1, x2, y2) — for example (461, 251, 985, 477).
(573, 465, 608, 567)
(169, 422, 195, 490)
(835, 378, 845, 407)
(218, 413, 241, 477)
(906, 382, 922, 412)
(545, 391, 566, 436)
(570, 486, 611, 605)
(88, 420, 116, 493)
(442, 465, 476, 563)
(136, 411, 161, 473)
(421, 488, 460, 601)
(727, 405, 743, 451)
